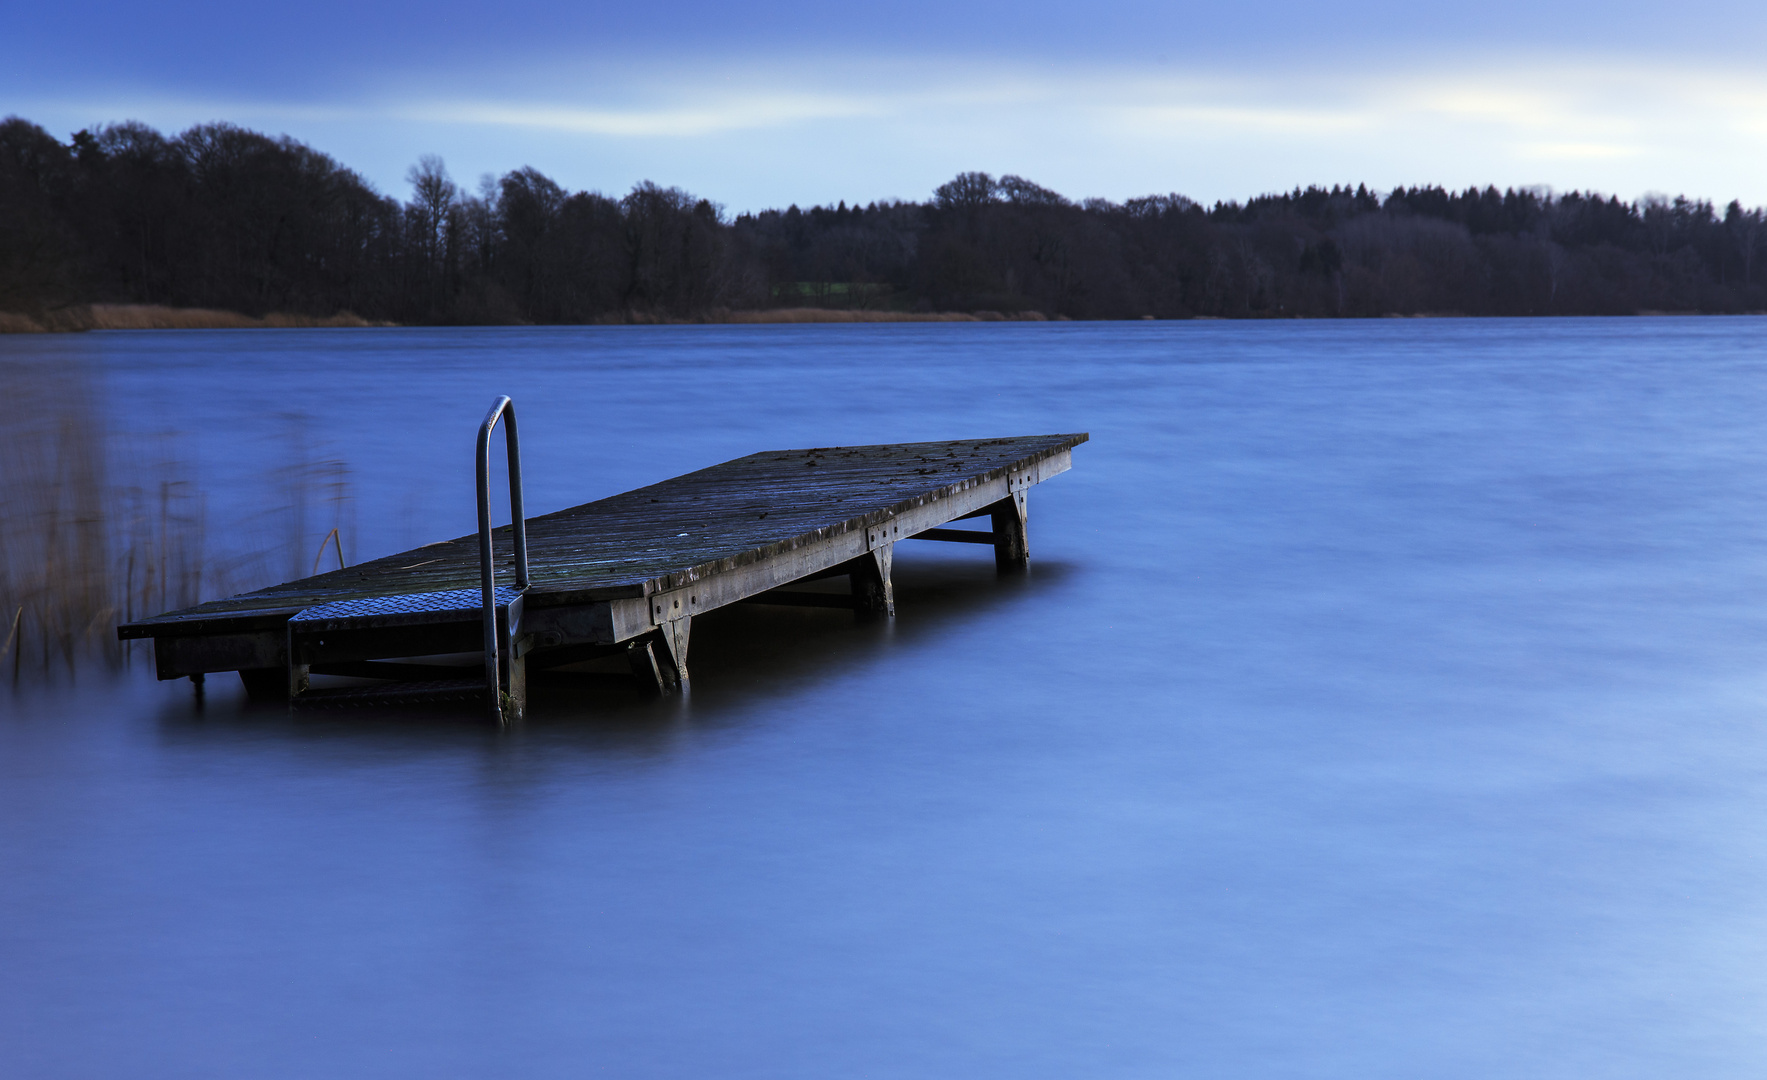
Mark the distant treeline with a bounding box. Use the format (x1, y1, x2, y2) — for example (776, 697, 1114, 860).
(3, 115, 1764, 323)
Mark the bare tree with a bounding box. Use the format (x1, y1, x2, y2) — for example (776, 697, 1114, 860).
(406, 154, 457, 273)
(1727, 201, 1763, 286)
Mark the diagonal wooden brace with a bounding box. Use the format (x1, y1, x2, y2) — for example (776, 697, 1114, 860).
(652, 616, 691, 693)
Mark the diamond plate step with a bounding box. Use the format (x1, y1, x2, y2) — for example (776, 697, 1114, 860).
(289, 586, 522, 631)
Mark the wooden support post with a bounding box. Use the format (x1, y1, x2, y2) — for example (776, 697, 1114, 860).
(627, 637, 666, 694)
(287, 625, 310, 701)
(652, 617, 691, 693)
(494, 595, 528, 723)
(288, 661, 311, 699)
(500, 637, 526, 723)
(849, 544, 895, 618)
(991, 489, 1029, 572)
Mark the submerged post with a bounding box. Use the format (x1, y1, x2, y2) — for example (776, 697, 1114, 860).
(477, 396, 529, 724)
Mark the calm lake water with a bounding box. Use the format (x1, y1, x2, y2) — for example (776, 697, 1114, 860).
(5, 318, 1767, 1078)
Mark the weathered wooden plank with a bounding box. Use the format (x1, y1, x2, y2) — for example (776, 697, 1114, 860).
(154, 631, 284, 680)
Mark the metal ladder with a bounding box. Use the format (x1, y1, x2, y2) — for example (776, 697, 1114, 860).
(474, 395, 528, 724)
(283, 396, 531, 724)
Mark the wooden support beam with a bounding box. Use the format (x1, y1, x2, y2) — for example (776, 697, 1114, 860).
(735, 591, 859, 609)
(155, 629, 286, 681)
(524, 639, 628, 671)
(794, 563, 863, 585)
(911, 527, 996, 544)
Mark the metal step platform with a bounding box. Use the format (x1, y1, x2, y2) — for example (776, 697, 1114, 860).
(286, 586, 525, 713)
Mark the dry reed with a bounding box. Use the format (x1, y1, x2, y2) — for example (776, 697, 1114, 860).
(3, 304, 1062, 331)
(0, 361, 354, 684)
(0, 305, 386, 333)
(722, 308, 1050, 323)
(2, 362, 136, 679)
(0, 312, 46, 334)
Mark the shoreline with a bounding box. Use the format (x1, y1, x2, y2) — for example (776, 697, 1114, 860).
(3, 303, 1761, 334)
(1, 304, 1059, 333)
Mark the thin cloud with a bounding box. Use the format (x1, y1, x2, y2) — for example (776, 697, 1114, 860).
(15, 52, 1767, 206)
(397, 96, 886, 137)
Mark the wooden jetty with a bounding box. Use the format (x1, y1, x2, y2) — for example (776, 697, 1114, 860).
(117, 399, 1087, 722)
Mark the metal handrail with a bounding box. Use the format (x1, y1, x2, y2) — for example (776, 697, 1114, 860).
(477, 395, 529, 721)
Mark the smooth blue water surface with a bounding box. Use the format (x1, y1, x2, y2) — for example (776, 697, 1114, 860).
(5, 318, 1767, 1078)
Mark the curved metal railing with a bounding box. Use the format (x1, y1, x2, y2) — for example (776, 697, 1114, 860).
(477, 395, 529, 722)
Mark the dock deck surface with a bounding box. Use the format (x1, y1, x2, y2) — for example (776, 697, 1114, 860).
(120, 433, 1088, 710)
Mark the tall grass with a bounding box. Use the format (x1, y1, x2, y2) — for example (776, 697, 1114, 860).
(0, 360, 353, 684)
(0, 369, 126, 678)
(723, 308, 1051, 323)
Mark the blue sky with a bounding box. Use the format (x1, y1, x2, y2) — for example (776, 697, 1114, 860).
(7, 0, 1765, 210)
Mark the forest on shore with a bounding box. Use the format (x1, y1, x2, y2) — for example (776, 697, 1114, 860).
(3, 115, 1765, 325)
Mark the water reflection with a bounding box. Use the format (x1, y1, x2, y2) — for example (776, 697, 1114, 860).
(146, 555, 1074, 764)
(11, 320, 1767, 1079)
